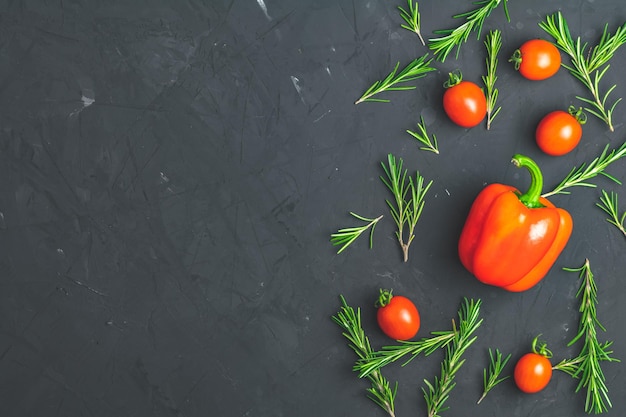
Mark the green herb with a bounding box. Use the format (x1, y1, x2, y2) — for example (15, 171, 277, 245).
(540, 12, 626, 131)
(356, 327, 456, 379)
(380, 153, 433, 262)
(542, 141, 626, 198)
(407, 115, 439, 154)
(422, 298, 483, 417)
(597, 190, 626, 237)
(428, 0, 510, 62)
(356, 298, 482, 380)
(554, 260, 620, 414)
(332, 295, 397, 417)
(477, 348, 511, 404)
(482, 29, 502, 130)
(398, 0, 425, 45)
(355, 54, 435, 104)
(331, 213, 383, 254)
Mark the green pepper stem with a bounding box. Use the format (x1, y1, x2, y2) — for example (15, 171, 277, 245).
(511, 154, 545, 208)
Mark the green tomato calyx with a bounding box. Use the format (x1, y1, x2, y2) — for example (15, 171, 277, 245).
(443, 70, 463, 89)
(531, 334, 553, 358)
(509, 49, 523, 70)
(375, 289, 393, 308)
(568, 105, 587, 125)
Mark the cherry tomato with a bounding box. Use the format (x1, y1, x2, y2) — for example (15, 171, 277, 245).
(510, 39, 561, 80)
(442, 71, 487, 128)
(375, 289, 420, 340)
(536, 106, 586, 156)
(513, 336, 553, 394)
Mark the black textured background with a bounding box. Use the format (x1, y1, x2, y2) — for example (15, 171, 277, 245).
(1, 1, 625, 416)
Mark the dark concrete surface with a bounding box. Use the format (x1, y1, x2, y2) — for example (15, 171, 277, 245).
(1, 1, 625, 416)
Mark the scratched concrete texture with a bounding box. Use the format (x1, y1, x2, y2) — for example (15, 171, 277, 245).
(0, 0, 625, 416)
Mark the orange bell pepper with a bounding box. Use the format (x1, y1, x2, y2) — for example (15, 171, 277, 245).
(458, 154, 572, 292)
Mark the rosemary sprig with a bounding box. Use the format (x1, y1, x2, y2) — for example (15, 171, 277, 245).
(398, 0, 425, 45)
(331, 212, 383, 254)
(422, 298, 483, 417)
(356, 299, 482, 380)
(332, 295, 397, 417)
(482, 29, 502, 130)
(355, 54, 435, 104)
(380, 153, 433, 262)
(428, 0, 510, 62)
(477, 348, 511, 404)
(596, 190, 626, 237)
(356, 328, 456, 379)
(407, 115, 439, 154)
(539, 12, 626, 131)
(542, 141, 626, 198)
(554, 260, 619, 414)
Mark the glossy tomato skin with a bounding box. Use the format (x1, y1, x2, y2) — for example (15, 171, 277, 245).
(514, 39, 561, 80)
(443, 81, 487, 128)
(376, 295, 420, 340)
(514, 352, 553, 393)
(536, 110, 583, 156)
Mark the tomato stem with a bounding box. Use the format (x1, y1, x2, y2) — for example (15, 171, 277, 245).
(511, 154, 545, 208)
(375, 289, 394, 308)
(509, 49, 522, 70)
(568, 105, 588, 125)
(531, 334, 553, 358)
(443, 70, 463, 88)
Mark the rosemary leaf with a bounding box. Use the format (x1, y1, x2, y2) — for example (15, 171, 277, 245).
(407, 116, 439, 154)
(482, 29, 502, 130)
(355, 54, 435, 104)
(428, 0, 509, 62)
(356, 330, 455, 379)
(398, 0, 425, 45)
(477, 348, 511, 404)
(597, 190, 626, 237)
(542, 141, 626, 198)
(331, 213, 383, 254)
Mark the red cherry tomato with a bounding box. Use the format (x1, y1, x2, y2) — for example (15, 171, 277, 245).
(536, 107, 586, 156)
(513, 336, 553, 394)
(375, 289, 420, 340)
(510, 39, 561, 80)
(442, 71, 487, 128)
